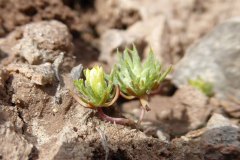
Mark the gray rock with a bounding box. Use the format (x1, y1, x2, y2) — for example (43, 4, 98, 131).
(173, 114, 240, 160)
(13, 20, 73, 65)
(53, 52, 64, 82)
(172, 18, 240, 100)
(70, 64, 83, 81)
(201, 113, 240, 160)
(0, 122, 33, 160)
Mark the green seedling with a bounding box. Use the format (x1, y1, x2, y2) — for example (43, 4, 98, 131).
(113, 45, 172, 124)
(189, 77, 214, 97)
(72, 66, 133, 125)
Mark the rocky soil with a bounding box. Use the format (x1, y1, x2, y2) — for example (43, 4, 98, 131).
(0, 0, 240, 160)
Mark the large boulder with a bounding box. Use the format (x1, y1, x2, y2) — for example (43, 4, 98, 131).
(201, 113, 240, 160)
(170, 113, 240, 160)
(173, 18, 240, 100)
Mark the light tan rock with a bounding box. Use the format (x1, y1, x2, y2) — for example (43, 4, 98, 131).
(7, 63, 55, 85)
(13, 20, 73, 64)
(99, 15, 171, 67)
(122, 85, 212, 135)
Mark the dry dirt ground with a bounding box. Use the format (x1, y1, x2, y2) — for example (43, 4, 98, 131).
(0, 0, 240, 160)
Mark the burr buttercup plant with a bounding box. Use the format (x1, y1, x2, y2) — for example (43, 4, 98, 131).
(73, 66, 133, 125)
(74, 66, 117, 108)
(189, 77, 214, 97)
(73, 45, 171, 125)
(113, 45, 172, 124)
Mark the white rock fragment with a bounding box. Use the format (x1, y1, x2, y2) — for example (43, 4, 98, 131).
(206, 113, 238, 129)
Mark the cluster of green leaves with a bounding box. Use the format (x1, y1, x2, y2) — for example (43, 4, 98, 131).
(74, 45, 171, 108)
(113, 46, 172, 98)
(189, 77, 214, 97)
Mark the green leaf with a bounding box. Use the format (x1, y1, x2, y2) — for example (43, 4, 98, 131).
(123, 48, 133, 68)
(158, 66, 172, 83)
(129, 45, 142, 72)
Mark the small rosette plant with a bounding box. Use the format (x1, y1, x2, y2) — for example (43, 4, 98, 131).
(113, 45, 172, 123)
(73, 66, 133, 125)
(74, 66, 118, 108)
(189, 77, 214, 97)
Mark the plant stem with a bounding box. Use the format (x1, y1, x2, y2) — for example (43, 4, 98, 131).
(137, 95, 150, 125)
(139, 95, 150, 111)
(137, 106, 145, 125)
(97, 108, 134, 125)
